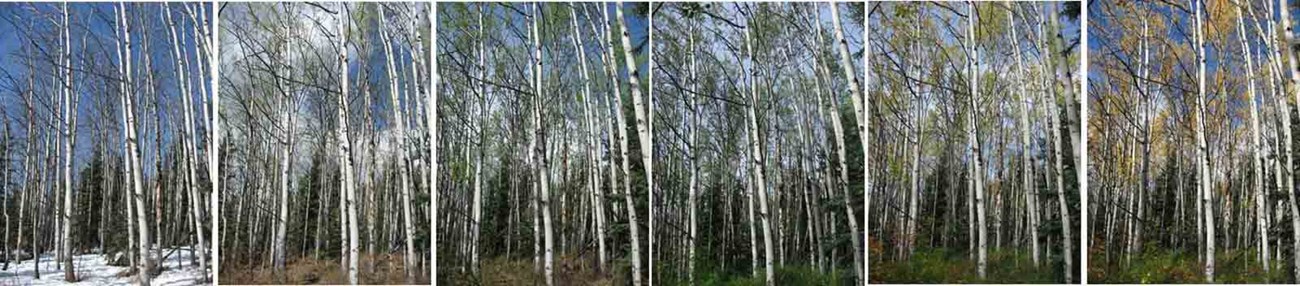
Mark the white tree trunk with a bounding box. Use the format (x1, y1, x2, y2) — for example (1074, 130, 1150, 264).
(618, 3, 655, 283)
(470, 6, 486, 270)
(60, 3, 77, 281)
(1192, 0, 1214, 281)
(686, 14, 698, 284)
(1280, 0, 1300, 281)
(603, 3, 642, 285)
(570, 3, 608, 273)
(1008, 2, 1040, 266)
(742, 6, 775, 285)
(1236, 2, 1268, 274)
(966, 1, 988, 279)
(118, 3, 153, 284)
(530, 4, 555, 285)
(163, 4, 208, 277)
(828, 3, 865, 282)
(376, 5, 418, 282)
(338, 5, 361, 283)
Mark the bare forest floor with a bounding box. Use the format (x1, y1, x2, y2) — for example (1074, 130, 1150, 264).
(870, 247, 1063, 283)
(1088, 248, 1287, 283)
(218, 254, 429, 285)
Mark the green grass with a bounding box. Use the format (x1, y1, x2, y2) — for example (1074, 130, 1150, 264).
(1089, 249, 1288, 284)
(869, 248, 1063, 283)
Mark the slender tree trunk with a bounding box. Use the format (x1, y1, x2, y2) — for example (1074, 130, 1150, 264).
(470, 6, 486, 271)
(1236, 1, 1268, 274)
(1192, 0, 1214, 281)
(603, 3, 642, 285)
(338, 5, 361, 283)
(163, 4, 208, 276)
(59, 3, 77, 281)
(429, 2, 440, 282)
(569, 3, 608, 274)
(1009, 2, 1040, 266)
(376, 5, 417, 282)
(1280, 0, 1300, 281)
(828, 3, 865, 282)
(118, 3, 153, 284)
(742, 5, 774, 285)
(2, 110, 9, 271)
(530, 4, 555, 285)
(966, 1, 988, 279)
(685, 14, 698, 284)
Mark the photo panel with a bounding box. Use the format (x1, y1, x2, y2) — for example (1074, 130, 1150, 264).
(433, 2, 650, 285)
(867, 1, 1082, 284)
(218, 2, 433, 285)
(652, 2, 866, 285)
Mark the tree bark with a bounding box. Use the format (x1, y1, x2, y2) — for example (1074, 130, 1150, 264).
(60, 3, 77, 281)
(529, 4, 555, 286)
(118, 3, 154, 284)
(1008, 2, 1040, 267)
(338, 5, 361, 283)
(742, 5, 775, 285)
(966, 1, 988, 279)
(828, 3, 866, 282)
(376, 5, 418, 282)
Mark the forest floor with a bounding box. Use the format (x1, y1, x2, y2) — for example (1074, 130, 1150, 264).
(440, 256, 619, 286)
(1088, 248, 1287, 283)
(869, 247, 1062, 283)
(218, 253, 429, 285)
(0, 247, 207, 285)
(671, 265, 852, 286)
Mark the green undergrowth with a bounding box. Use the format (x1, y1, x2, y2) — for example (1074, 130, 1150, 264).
(689, 266, 849, 286)
(870, 248, 1062, 283)
(440, 255, 624, 286)
(1089, 249, 1288, 284)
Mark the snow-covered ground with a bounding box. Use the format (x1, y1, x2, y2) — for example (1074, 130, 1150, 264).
(0, 248, 209, 286)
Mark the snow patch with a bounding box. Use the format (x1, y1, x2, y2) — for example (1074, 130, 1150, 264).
(0, 248, 208, 286)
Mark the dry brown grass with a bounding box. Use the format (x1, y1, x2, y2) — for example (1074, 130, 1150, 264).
(219, 254, 431, 285)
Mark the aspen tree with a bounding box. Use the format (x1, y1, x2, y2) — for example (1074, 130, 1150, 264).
(618, 3, 655, 284)
(471, 5, 485, 270)
(686, 9, 698, 284)
(829, 3, 865, 281)
(59, 3, 77, 281)
(429, 2, 439, 283)
(1191, 0, 1214, 281)
(1008, 2, 1041, 267)
(163, 4, 208, 276)
(965, 1, 988, 279)
(1235, 1, 1267, 276)
(570, 3, 608, 272)
(271, 11, 297, 275)
(603, 2, 642, 285)
(1, 110, 8, 272)
(338, 4, 361, 283)
(118, 3, 154, 284)
(377, 5, 418, 282)
(531, 3, 555, 285)
(741, 4, 775, 285)
(1280, 0, 1300, 281)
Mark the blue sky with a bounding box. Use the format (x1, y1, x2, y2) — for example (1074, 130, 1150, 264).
(0, 3, 211, 176)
